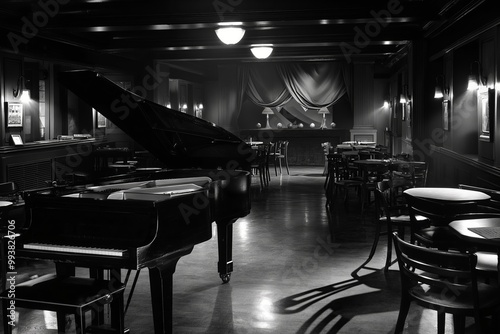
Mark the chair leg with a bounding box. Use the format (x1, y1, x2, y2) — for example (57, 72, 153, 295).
(394, 294, 411, 333)
(452, 314, 466, 334)
(437, 311, 445, 334)
(285, 157, 289, 175)
(384, 223, 394, 272)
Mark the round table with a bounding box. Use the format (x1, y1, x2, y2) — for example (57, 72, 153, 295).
(449, 217, 500, 281)
(403, 187, 491, 202)
(449, 218, 500, 249)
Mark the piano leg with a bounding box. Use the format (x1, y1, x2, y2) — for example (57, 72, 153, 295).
(216, 218, 237, 283)
(148, 245, 194, 334)
(55, 263, 76, 330)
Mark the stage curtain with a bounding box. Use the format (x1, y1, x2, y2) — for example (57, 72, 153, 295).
(277, 62, 347, 109)
(244, 63, 292, 108)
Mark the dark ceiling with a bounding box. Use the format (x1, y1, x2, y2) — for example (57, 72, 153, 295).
(0, 0, 490, 78)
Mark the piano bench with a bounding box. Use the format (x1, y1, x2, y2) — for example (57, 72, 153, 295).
(1, 273, 125, 334)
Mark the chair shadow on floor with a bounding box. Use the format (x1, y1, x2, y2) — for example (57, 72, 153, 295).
(273, 270, 404, 333)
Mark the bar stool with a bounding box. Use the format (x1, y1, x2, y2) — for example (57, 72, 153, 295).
(1, 273, 125, 334)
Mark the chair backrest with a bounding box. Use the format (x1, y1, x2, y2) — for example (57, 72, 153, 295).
(392, 232, 478, 303)
(458, 184, 500, 212)
(404, 193, 478, 227)
(375, 180, 408, 219)
(280, 141, 289, 157)
(274, 141, 282, 155)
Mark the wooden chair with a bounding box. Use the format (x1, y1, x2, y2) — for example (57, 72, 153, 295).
(1, 273, 125, 334)
(250, 145, 267, 189)
(328, 155, 364, 210)
(458, 184, 500, 213)
(272, 141, 290, 175)
(392, 232, 500, 334)
(362, 180, 428, 271)
(404, 193, 477, 251)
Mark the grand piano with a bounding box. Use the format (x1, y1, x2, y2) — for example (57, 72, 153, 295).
(14, 70, 253, 334)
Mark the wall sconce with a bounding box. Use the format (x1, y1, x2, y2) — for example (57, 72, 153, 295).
(250, 44, 273, 59)
(215, 22, 245, 45)
(467, 60, 486, 91)
(318, 107, 330, 130)
(194, 103, 203, 117)
(434, 74, 449, 99)
(399, 85, 409, 104)
(13, 76, 30, 103)
(262, 107, 273, 129)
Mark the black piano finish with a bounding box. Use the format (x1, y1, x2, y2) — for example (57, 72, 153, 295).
(17, 184, 213, 270)
(12, 70, 253, 334)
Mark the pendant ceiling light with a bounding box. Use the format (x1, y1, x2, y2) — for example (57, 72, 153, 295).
(215, 22, 245, 45)
(250, 44, 273, 59)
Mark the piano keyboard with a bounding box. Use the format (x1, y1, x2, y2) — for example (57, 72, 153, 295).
(23, 243, 126, 257)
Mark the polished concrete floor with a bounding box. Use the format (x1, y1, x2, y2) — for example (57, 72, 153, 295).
(2, 166, 498, 333)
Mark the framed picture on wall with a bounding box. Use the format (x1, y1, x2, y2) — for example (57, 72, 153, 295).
(479, 88, 494, 142)
(5, 102, 23, 127)
(96, 110, 107, 128)
(442, 100, 449, 131)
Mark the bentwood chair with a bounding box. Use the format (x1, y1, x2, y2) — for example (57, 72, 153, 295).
(272, 141, 290, 175)
(363, 180, 428, 271)
(404, 193, 477, 251)
(393, 232, 500, 334)
(1, 273, 125, 334)
(250, 145, 267, 189)
(329, 155, 364, 210)
(458, 184, 500, 213)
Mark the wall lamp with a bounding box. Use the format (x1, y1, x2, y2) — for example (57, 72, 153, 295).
(215, 22, 245, 45)
(467, 60, 486, 91)
(13, 76, 30, 103)
(399, 85, 410, 104)
(434, 74, 449, 99)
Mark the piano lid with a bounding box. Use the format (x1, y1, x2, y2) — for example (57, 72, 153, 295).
(57, 70, 252, 170)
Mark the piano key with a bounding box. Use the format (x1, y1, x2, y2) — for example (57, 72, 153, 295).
(23, 243, 126, 257)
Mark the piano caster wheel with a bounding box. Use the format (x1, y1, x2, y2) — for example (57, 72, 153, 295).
(220, 273, 231, 283)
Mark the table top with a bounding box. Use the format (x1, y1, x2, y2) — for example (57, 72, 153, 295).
(404, 187, 491, 202)
(450, 218, 500, 247)
(353, 159, 391, 165)
(246, 141, 264, 145)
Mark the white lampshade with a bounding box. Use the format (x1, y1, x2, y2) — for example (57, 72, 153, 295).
(250, 45, 273, 59)
(467, 74, 479, 91)
(215, 23, 245, 45)
(318, 107, 330, 114)
(20, 89, 31, 103)
(261, 107, 273, 115)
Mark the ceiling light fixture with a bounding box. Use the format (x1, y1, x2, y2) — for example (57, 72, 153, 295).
(250, 44, 273, 59)
(215, 22, 245, 45)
